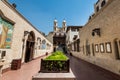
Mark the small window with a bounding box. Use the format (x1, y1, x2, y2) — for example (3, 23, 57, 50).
(101, 0, 106, 7)
(56, 33, 59, 36)
(61, 33, 64, 36)
(95, 44, 99, 53)
(100, 43, 105, 53)
(96, 6, 99, 12)
(105, 42, 112, 53)
(71, 29, 76, 31)
(41, 40, 46, 49)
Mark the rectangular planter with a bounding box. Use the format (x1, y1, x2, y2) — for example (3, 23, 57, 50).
(11, 59, 21, 70)
(40, 59, 69, 73)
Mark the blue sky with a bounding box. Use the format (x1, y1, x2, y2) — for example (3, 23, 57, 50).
(9, 0, 98, 35)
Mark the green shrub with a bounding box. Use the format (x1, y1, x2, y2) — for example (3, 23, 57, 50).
(45, 51, 68, 60)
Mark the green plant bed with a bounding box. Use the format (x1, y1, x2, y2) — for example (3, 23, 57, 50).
(40, 51, 69, 73)
(45, 51, 68, 60)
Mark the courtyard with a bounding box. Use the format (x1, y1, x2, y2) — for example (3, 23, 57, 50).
(1, 54, 120, 80)
(1, 0, 120, 80)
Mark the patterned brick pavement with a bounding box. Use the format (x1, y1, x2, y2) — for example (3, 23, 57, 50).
(1, 55, 120, 80)
(1, 58, 41, 80)
(69, 55, 120, 80)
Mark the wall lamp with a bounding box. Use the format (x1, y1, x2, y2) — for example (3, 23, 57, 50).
(92, 28, 101, 37)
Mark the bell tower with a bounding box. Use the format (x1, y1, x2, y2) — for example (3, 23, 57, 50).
(54, 19, 58, 32)
(62, 19, 66, 32)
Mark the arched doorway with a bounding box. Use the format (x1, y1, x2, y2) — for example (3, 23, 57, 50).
(25, 31, 35, 62)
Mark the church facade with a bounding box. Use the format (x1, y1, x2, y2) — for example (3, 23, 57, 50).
(53, 19, 67, 52)
(0, 0, 53, 73)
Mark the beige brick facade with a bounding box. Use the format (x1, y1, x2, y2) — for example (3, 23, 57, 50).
(72, 0, 120, 75)
(0, 0, 53, 71)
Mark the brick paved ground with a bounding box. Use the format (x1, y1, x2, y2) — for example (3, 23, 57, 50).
(1, 54, 120, 80)
(68, 55, 120, 80)
(1, 58, 41, 80)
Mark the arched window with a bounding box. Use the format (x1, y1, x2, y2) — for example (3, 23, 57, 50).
(28, 31, 35, 41)
(37, 37, 41, 49)
(46, 43, 49, 49)
(96, 6, 99, 12)
(41, 40, 46, 49)
(101, 0, 106, 7)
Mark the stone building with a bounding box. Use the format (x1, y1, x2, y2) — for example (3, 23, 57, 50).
(0, 0, 53, 73)
(94, 0, 109, 13)
(46, 31, 53, 43)
(72, 0, 120, 75)
(53, 19, 67, 52)
(66, 26, 82, 52)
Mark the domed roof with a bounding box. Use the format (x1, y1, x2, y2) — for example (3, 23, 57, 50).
(63, 19, 66, 22)
(54, 19, 57, 22)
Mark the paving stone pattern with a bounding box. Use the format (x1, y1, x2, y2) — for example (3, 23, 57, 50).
(1, 55, 120, 80)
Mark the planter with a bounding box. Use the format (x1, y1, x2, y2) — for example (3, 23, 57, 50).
(40, 51, 69, 73)
(40, 51, 70, 73)
(11, 59, 21, 70)
(40, 59, 69, 73)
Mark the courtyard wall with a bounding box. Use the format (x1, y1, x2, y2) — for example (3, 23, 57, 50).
(72, 0, 120, 75)
(0, 0, 53, 70)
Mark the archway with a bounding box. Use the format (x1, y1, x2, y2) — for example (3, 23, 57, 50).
(25, 31, 35, 62)
(101, 0, 106, 7)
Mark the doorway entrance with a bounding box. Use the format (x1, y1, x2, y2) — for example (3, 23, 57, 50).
(114, 39, 120, 59)
(25, 31, 35, 62)
(92, 43, 95, 56)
